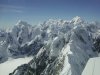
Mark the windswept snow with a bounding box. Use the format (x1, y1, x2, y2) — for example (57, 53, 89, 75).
(0, 57, 33, 75)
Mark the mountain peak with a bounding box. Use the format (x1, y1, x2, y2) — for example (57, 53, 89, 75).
(73, 16, 81, 20)
(71, 16, 84, 25)
(16, 20, 31, 27)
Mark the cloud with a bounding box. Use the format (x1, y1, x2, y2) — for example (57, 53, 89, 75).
(0, 4, 23, 13)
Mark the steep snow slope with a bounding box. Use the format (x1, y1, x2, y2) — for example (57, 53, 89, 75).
(0, 57, 33, 75)
(82, 57, 100, 75)
(8, 16, 100, 75)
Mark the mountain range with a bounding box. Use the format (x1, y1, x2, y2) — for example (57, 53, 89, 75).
(0, 16, 100, 75)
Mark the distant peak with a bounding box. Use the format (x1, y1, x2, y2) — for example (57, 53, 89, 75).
(16, 20, 31, 28)
(71, 16, 84, 25)
(73, 16, 81, 20)
(16, 20, 28, 25)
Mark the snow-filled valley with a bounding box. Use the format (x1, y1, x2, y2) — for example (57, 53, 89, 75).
(0, 16, 100, 75)
(0, 57, 33, 75)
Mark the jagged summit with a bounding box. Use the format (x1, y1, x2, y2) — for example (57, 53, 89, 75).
(71, 16, 84, 25)
(41, 16, 85, 29)
(15, 20, 31, 28)
(72, 16, 81, 20)
(16, 20, 28, 25)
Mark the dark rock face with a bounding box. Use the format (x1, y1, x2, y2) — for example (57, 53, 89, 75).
(8, 37, 44, 57)
(9, 64, 35, 75)
(94, 37, 100, 52)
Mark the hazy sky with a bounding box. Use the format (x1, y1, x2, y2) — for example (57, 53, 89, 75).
(0, 0, 100, 28)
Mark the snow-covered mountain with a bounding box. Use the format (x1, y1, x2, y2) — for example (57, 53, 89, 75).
(0, 20, 44, 63)
(0, 16, 100, 75)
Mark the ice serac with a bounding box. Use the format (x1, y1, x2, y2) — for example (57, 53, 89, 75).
(9, 17, 100, 75)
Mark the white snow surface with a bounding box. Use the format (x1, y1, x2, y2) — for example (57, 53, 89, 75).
(82, 57, 100, 75)
(0, 57, 33, 75)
